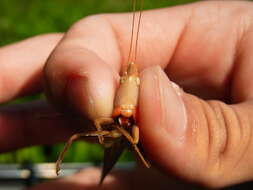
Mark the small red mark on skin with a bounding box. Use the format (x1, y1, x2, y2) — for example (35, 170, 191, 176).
(64, 73, 85, 97)
(68, 73, 85, 81)
(62, 73, 89, 115)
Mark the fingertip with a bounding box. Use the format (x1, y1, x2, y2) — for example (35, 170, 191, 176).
(44, 47, 119, 120)
(65, 57, 119, 119)
(139, 66, 189, 172)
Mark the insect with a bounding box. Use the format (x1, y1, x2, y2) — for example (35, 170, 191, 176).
(55, 0, 150, 184)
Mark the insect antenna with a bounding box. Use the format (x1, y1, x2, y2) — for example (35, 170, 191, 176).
(134, 0, 144, 63)
(127, 0, 136, 64)
(127, 0, 144, 65)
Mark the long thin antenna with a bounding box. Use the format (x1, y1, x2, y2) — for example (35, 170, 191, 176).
(127, 0, 137, 64)
(127, 0, 144, 64)
(134, 0, 144, 63)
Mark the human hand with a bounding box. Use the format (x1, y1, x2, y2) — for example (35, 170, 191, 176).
(1, 0, 253, 189)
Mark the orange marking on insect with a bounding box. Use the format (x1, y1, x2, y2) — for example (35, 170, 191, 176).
(112, 107, 121, 117)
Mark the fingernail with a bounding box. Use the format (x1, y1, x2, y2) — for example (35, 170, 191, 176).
(65, 69, 116, 120)
(65, 75, 98, 119)
(154, 66, 187, 143)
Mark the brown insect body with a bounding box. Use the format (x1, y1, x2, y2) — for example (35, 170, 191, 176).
(55, 0, 150, 185)
(97, 62, 150, 184)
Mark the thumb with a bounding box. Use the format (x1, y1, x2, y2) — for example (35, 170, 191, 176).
(139, 66, 253, 188)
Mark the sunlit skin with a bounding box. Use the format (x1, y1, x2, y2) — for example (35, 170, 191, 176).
(2, 1, 253, 189)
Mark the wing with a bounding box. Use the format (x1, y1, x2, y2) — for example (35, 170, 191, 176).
(99, 138, 127, 185)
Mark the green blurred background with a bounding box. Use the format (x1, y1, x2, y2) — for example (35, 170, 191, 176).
(0, 0, 197, 164)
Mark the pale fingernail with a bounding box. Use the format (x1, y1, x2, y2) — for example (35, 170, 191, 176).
(154, 66, 187, 144)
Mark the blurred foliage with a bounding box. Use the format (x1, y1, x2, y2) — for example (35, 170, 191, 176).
(0, 0, 197, 164)
(0, 0, 197, 46)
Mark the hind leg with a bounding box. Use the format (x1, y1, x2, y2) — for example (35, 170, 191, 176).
(94, 118, 114, 144)
(56, 130, 110, 175)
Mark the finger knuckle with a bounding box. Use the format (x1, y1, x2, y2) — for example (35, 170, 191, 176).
(67, 14, 110, 38)
(197, 100, 252, 188)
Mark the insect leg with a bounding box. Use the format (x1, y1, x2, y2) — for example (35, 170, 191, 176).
(104, 129, 122, 138)
(114, 125, 136, 144)
(131, 125, 139, 144)
(94, 118, 114, 144)
(114, 125, 150, 168)
(56, 130, 110, 175)
(132, 144, 151, 168)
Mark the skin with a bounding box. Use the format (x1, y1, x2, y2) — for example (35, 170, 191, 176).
(1, 0, 253, 189)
